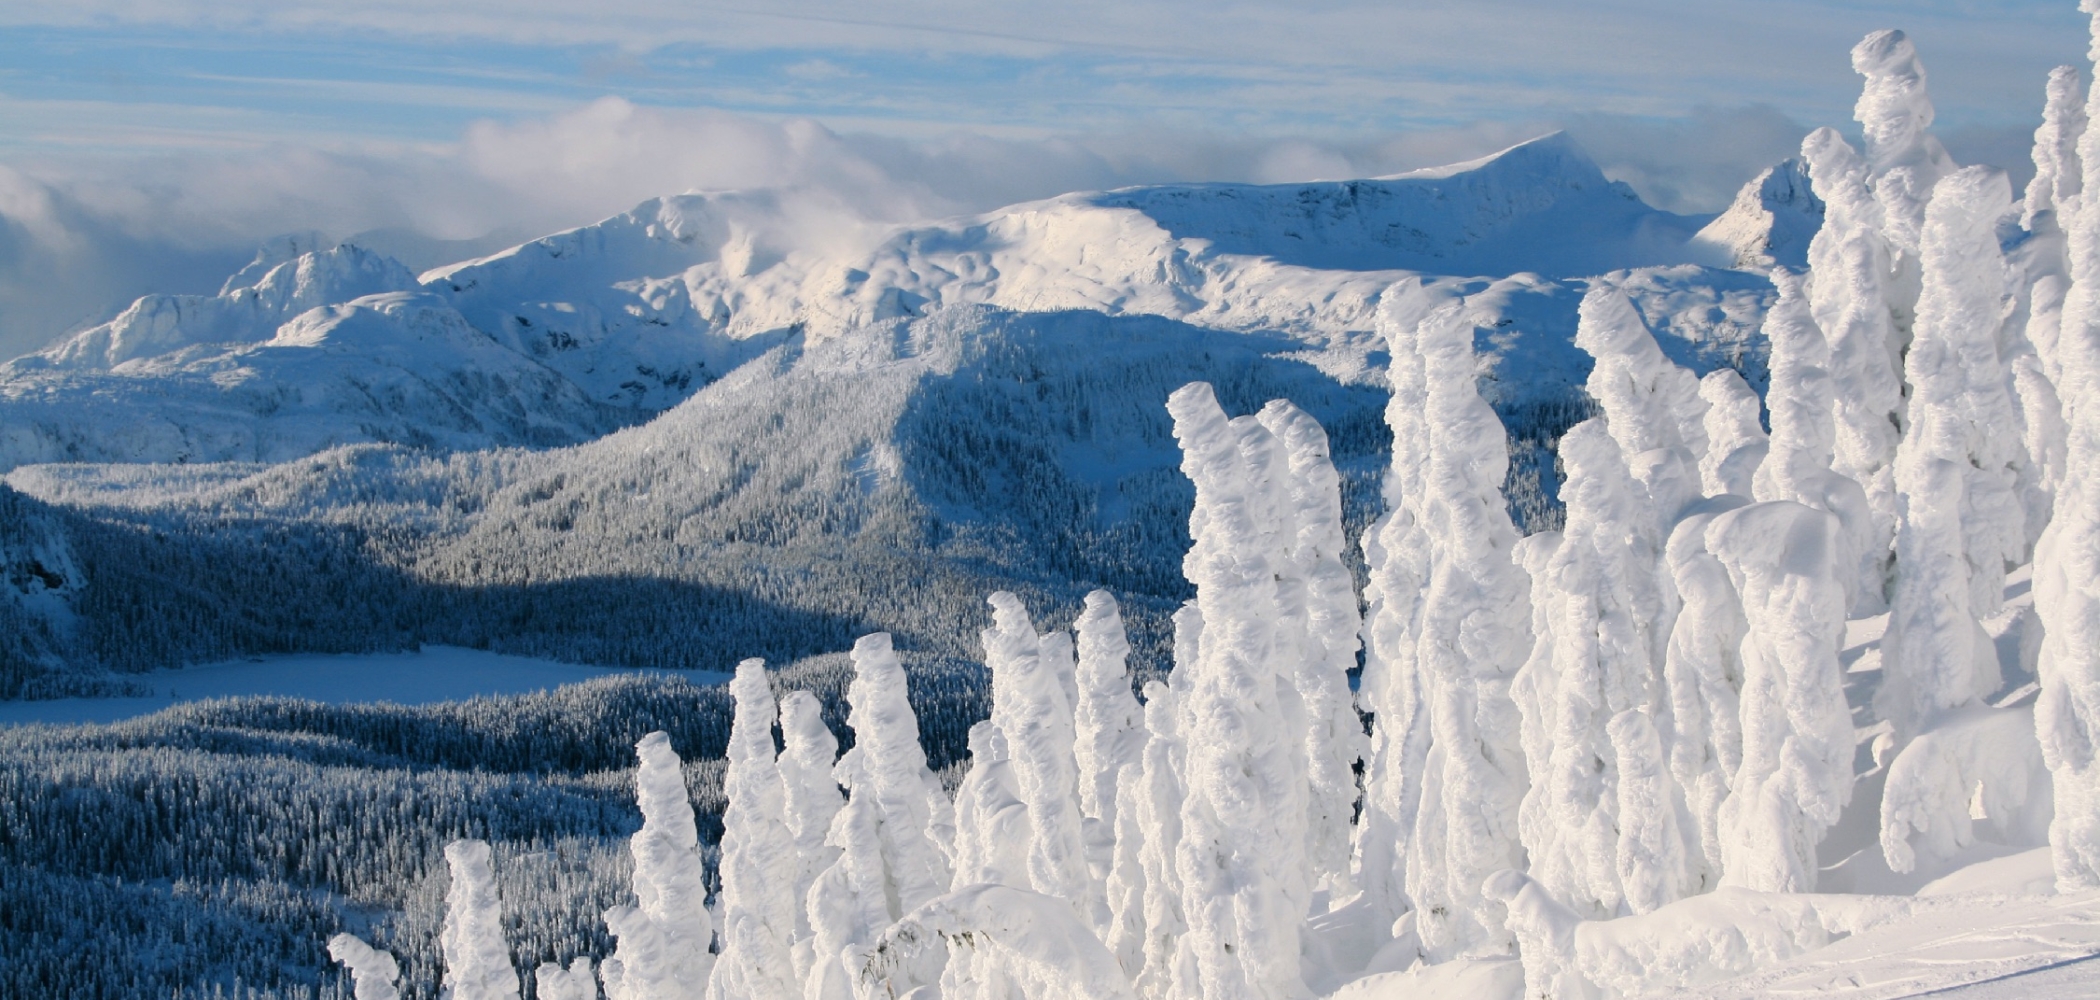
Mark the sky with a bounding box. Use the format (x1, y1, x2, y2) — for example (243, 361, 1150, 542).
(0, 0, 2089, 358)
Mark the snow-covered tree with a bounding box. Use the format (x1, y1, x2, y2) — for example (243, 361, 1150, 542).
(951, 720, 1036, 890)
(982, 593, 1095, 916)
(440, 840, 520, 1000)
(329, 933, 404, 1000)
(1353, 283, 1440, 929)
(1133, 680, 1191, 1000)
(1073, 590, 1144, 860)
(537, 959, 599, 1000)
(1164, 381, 1309, 1000)
(1801, 126, 1904, 580)
(845, 631, 957, 916)
(1103, 759, 1151, 979)
(1386, 298, 1533, 959)
(1255, 399, 1369, 891)
(1879, 166, 2027, 748)
(2011, 67, 2085, 542)
(602, 733, 714, 1000)
(776, 689, 843, 983)
(1697, 369, 1766, 499)
(1707, 503, 1854, 892)
(1852, 29, 1957, 280)
(2034, 0, 2100, 892)
(1575, 284, 1709, 529)
(707, 660, 800, 1000)
(1751, 268, 1879, 612)
(1512, 418, 1697, 919)
(1660, 495, 1751, 882)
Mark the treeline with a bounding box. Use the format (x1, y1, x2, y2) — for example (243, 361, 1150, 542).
(0, 656, 995, 1000)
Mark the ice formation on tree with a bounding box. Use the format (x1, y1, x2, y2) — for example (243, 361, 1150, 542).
(537, 959, 599, 1000)
(329, 933, 403, 1000)
(1353, 286, 1438, 930)
(776, 689, 843, 983)
(441, 839, 520, 1000)
(1879, 166, 2026, 748)
(1801, 126, 1904, 580)
(1575, 284, 1709, 529)
(951, 720, 1036, 890)
(1851, 30, 1956, 275)
(1256, 400, 1370, 890)
(1513, 417, 1696, 919)
(1697, 368, 1766, 499)
(1707, 502, 1854, 892)
(1751, 268, 1879, 612)
(981, 593, 1095, 918)
(2011, 67, 2084, 526)
(804, 633, 958, 1000)
(1365, 297, 1532, 959)
(2034, 0, 2100, 892)
(709, 660, 801, 1000)
(1132, 680, 1191, 999)
(1164, 381, 1311, 1000)
(1072, 590, 1144, 867)
(602, 733, 714, 1000)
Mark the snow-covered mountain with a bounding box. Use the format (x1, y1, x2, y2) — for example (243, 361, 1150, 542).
(1692, 157, 1827, 269)
(0, 133, 1733, 472)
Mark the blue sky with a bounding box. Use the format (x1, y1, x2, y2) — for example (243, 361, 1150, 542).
(0, 1, 2085, 151)
(0, 0, 2090, 357)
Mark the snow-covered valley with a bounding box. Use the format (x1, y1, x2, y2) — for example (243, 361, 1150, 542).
(2, 13, 2098, 1000)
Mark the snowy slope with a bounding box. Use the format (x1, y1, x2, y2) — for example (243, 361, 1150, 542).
(0, 288, 625, 468)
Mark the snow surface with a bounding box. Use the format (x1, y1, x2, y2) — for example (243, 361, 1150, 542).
(0, 645, 724, 727)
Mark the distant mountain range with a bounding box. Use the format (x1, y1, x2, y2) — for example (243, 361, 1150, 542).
(0, 131, 1796, 690)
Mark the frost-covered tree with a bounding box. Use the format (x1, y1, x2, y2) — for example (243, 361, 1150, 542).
(1752, 268, 1880, 612)
(845, 631, 957, 916)
(1707, 503, 1853, 892)
(1660, 495, 1751, 882)
(1103, 759, 1151, 980)
(440, 840, 520, 1000)
(951, 720, 1037, 890)
(330, 933, 404, 1000)
(537, 959, 599, 1000)
(777, 689, 843, 983)
(1879, 166, 2027, 748)
(1133, 680, 1191, 1000)
(1697, 369, 1766, 499)
(602, 733, 714, 1000)
(707, 660, 799, 1000)
(1852, 29, 1957, 283)
(1512, 419, 1697, 919)
(1353, 283, 1440, 929)
(1385, 299, 1533, 959)
(1073, 590, 1144, 860)
(1255, 399, 1369, 890)
(983, 593, 1095, 917)
(2034, 0, 2100, 892)
(1575, 284, 1709, 529)
(2011, 67, 2085, 541)
(1165, 381, 1308, 1000)
(1802, 126, 1905, 578)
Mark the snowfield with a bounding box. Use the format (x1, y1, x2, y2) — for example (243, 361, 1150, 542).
(7, 10, 2100, 1000)
(0, 645, 725, 727)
